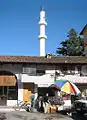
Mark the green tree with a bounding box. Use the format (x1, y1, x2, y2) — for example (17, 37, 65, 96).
(56, 29, 84, 56)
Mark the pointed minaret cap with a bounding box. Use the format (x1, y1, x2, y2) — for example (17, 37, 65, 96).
(40, 6, 44, 11)
(38, 6, 47, 27)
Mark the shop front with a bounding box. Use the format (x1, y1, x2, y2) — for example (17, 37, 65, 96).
(0, 74, 17, 106)
(21, 74, 54, 101)
(23, 83, 36, 103)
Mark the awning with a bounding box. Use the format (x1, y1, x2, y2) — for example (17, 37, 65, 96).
(0, 76, 16, 86)
(21, 74, 54, 87)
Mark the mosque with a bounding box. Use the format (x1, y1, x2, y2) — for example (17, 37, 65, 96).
(0, 8, 87, 106)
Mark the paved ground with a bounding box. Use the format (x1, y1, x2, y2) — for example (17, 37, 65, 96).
(0, 111, 72, 120)
(0, 111, 87, 120)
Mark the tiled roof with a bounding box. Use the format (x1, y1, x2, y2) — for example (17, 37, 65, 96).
(0, 56, 87, 64)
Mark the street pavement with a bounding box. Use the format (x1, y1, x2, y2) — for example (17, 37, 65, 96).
(0, 111, 87, 120)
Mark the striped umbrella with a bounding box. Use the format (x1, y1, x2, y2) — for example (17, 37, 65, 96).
(49, 84, 61, 90)
(54, 79, 81, 95)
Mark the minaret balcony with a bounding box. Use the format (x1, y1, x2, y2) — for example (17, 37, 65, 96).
(38, 35, 47, 40)
(38, 21, 47, 26)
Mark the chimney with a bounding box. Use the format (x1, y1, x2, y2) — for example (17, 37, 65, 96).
(38, 7, 47, 56)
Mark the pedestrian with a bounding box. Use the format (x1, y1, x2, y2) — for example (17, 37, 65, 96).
(43, 93, 50, 113)
(38, 96, 44, 112)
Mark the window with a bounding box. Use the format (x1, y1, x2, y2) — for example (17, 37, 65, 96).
(23, 66, 45, 76)
(81, 65, 87, 76)
(70, 67, 75, 74)
(61, 66, 75, 75)
(61, 67, 68, 74)
(36, 70, 45, 76)
(8, 85, 18, 100)
(23, 67, 36, 76)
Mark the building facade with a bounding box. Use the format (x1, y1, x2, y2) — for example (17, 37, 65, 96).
(0, 55, 87, 106)
(0, 8, 87, 106)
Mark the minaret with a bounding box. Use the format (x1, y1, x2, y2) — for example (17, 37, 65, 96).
(38, 7, 47, 56)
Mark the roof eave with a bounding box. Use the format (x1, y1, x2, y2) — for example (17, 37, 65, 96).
(80, 24, 87, 35)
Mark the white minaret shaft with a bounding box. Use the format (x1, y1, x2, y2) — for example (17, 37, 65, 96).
(38, 8, 47, 56)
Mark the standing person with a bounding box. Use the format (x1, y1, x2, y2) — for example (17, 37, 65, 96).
(43, 93, 50, 113)
(37, 96, 44, 112)
(30, 94, 35, 108)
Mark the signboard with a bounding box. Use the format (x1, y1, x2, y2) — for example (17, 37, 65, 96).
(0, 76, 16, 86)
(38, 84, 50, 87)
(70, 79, 87, 83)
(59, 75, 87, 84)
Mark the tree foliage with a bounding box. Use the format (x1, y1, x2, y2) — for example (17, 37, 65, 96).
(56, 29, 84, 56)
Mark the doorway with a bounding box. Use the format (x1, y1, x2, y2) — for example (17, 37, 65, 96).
(0, 86, 8, 105)
(0, 71, 18, 106)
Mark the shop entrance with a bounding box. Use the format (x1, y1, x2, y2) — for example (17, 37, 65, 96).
(0, 86, 8, 105)
(0, 70, 17, 106)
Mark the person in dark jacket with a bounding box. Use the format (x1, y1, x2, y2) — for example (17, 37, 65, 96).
(43, 94, 49, 103)
(35, 96, 44, 112)
(43, 93, 50, 113)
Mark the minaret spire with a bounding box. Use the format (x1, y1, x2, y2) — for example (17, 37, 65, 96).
(38, 7, 47, 56)
(40, 5, 44, 11)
